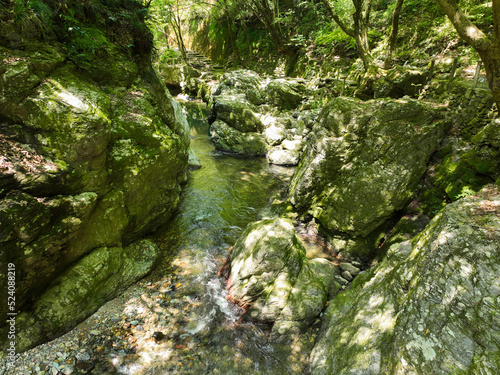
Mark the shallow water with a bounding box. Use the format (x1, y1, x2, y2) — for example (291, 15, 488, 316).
(149, 100, 310, 374)
(1, 100, 313, 375)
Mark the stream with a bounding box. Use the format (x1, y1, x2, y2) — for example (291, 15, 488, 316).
(4, 100, 314, 375)
(121, 100, 314, 375)
(148, 100, 300, 374)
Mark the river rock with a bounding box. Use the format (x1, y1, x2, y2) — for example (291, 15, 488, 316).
(227, 218, 340, 339)
(0, 6, 189, 352)
(267, 148, 301, 166)
(210, 120, 268, 156)
(310, 186, 500, 374)
(288, 97, 450, 258)
(214, 70, 262, 97)
(264, 79, 304, 110)
(188, 148, 202, 169)
(208, 70, 312, 162)
(211, 94, 264, 133)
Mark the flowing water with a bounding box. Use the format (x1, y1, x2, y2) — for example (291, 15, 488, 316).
(3, 101, 314, 375)
(142, 100, 312, 374)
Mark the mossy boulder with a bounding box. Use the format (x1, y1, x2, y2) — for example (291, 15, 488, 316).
(288, 97, 450, 258)
(264, 79, 304, 110)
(0, 19, 189, 351)
(228, 218, 340, 339)
(310, 186, 500, 375)
(211, 94, 264, 133)
(13, 239, 160, 352)
(373, 67, 428, 99)
(210, 120, 268, 156)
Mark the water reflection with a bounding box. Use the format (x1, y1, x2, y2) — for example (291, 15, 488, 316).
(151, 100, 305, 374)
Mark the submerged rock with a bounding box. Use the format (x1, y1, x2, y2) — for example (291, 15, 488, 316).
(227, 218, 341, 339)
(310, 186, 500, 375)
(289, 97, 450, 258)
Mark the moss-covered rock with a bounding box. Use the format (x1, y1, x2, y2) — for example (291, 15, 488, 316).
(228, 218, 340, 339)
(211, 94, 264, 133)
(373, 67, 428, 99)
(210, 120, 268, 156)
(310, 186, 500, 375)
(264, 79, 304, 110)
(13, 239, 160, 352)
(208, 70, 312, 162)
(0, 2, 189, 352)
(288, 97, 450, 258)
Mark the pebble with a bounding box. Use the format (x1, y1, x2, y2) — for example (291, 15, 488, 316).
(130, 320, 140, 326)
(335, 275, 349, 285)
(341, 271, 353, 281)
(75, 352, 90, 361)
(62, 365, 75, 375)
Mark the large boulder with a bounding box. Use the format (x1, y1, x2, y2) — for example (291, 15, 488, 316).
(207, 70, 313, 165)
(264, 79, 305, 110)
(310, 186, 500, 375)
(211, 94, 264, 133)
(210, 120, 268, 156)
(227, 218, 341, 339)
(0, 9, 189, 352)
(373, 67, 428, 99)
(288, 97, 450, 258)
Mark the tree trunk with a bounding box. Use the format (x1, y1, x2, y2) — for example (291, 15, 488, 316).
(242, 20, 254, 59)
(353, 0, 375, 71)
(436, 0, 500, 110)
(479, 44, 500, 109)
(222, 0, 241, 62)
(384, 0, 404, 70)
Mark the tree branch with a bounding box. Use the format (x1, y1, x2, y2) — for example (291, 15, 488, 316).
(320, 0, 355, 38)
(436, 0, 491, 52)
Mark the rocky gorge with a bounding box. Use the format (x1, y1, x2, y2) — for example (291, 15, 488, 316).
(157, 55, 500, 373)
(1, 0, 500, 373)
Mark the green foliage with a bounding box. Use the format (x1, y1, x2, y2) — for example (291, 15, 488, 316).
(66, 26, 113, 68)
(314, 25, 355, 50)
(12, 0, 53, 38)
(3, 0, 154, 69)
(455, 187, 476, 200)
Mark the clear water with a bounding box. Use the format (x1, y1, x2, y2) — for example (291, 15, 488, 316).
(149, 100, 310, 374)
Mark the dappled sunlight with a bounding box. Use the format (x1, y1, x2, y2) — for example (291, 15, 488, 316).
(55, 88, 89, 111)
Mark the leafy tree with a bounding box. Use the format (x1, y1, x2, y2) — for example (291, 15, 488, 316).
(435, 0, 500, 110)
(320, 0, 374, 70)
(384, 0, 404, 69)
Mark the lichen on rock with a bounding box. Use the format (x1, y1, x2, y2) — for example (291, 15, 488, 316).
(288, 96, 450, 258)
(310, 186, 500, 375)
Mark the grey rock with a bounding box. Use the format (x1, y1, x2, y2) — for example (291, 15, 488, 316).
(340, 271, 353, 281)
(210, 120, 268, 156)
(228, 218, 337, 338)
(339, 262, 361, 276)
(310, 187, 500, 375)
(289, 97, 450, 257)
(75, 352, 91, 362)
